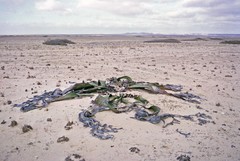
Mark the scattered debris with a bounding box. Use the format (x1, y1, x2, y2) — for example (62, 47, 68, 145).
(65, 154, 85, 161)
(64, 121, 73, 130)
(57, 136, 69, 143)
(177, 154, 191, 161)
(196, 113, 214, 125)
(22, 124, 33, 133)
(129, 147, 140, 153)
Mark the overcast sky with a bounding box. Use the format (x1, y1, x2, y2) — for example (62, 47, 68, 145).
(0, 0, 240, 35)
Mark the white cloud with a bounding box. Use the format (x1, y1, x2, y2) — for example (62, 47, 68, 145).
(1, 0, 240, 34)
(77, 0, 157, 16)
(35, 0, 61, 11)
(35, 0, 72, 13)
(169, 0, 240, 22)
(183, 0, 235, 8)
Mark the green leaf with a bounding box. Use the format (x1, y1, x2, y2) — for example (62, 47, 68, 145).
(94, 95, 122, 113)
(147, 105, 160, 115)
(134, 95, 149, 104)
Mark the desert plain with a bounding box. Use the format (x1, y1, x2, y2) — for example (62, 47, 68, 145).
(0, 35, 240, 161)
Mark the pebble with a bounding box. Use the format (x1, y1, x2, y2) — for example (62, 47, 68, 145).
(47, 118, 52, 122)
(22, 124, 33, 133)
(7, 100, 12, 105)
(65, 154, 85, 161)
(1, 120, 6, 124)
(129, 147, 140, 153)
(10, 120, 18, 127)
(57, 136, 69, 143)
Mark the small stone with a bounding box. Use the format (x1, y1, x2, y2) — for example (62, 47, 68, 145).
(216, 103, 221, 106)
(10, 120, 18, 127)
(196, 106, 203, 109)
(37, 81, 42, 85)
(66, 121, 73, 126)
(177, 154, 191, 161)
(0, 92, 4, 97)
(65, 154, 85, 161)
(47, 118, 52, 122)
(1, 120, 6, 124)
(129, 147, 140, 153)
(64, 121, 73, 130)
(57, 136, 69, 143)
(27, 142, 34, 145)
(22, 124, 33, 133)
(7, 100, 12, 105)
(56, 82, 61, 87)
(65, 126, 72, 130)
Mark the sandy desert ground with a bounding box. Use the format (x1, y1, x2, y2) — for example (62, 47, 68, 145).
(0, 35, 240, 161)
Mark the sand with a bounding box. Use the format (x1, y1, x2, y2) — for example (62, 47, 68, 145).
(0, 35, 240, 161)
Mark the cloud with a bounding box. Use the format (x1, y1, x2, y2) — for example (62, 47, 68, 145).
(0, 0, 26, 5)
(169, 0, 240, 22)
(183, 0, 233, 8)
(35, 0, 72, 13)
(77, 0, 157, 16)
(35, 0, 63, 11)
